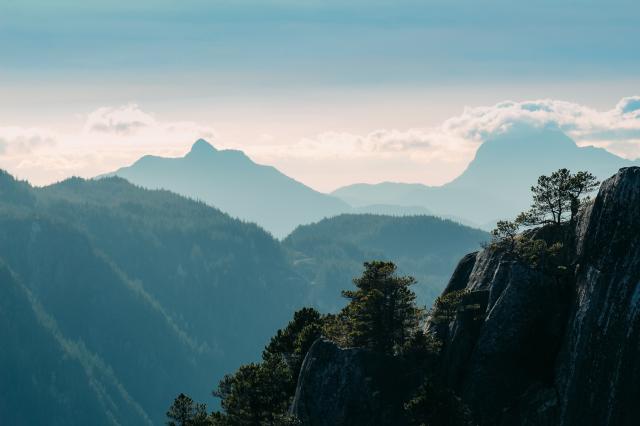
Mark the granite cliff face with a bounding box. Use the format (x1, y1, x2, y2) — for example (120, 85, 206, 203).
(428, 166, 640, 425)
(291, 339, 412, 426)
(292, 167, 640, 426)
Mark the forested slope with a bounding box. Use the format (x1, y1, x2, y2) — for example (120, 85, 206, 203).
(284, 214, 488, 311)
(0, 171, 307, 425)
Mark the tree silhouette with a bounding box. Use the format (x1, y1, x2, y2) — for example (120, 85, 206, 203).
(166, 393, 209, 426)
(523, 168, 599, 225)
(211, 308, 323, 424)
(341, 261, 424, 355)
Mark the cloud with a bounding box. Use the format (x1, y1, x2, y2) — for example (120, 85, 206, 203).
(250, 125, 474, 166)
(447, 97, 640, 151)
(0, 104, 219, 185)
(617, 96, 640, 115)
(242, 96, 640, 189)
(83, 103, 218, 142)
(84, 104, 156, 135)
(0, 127, 57, 155)
(254, 96, 640, 164)
(2, 97, 640, 189)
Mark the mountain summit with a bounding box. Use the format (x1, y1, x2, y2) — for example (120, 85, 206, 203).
(187, 138, 218, 156)
(105, 140, 350, 238)
(333, 125, 638, 228)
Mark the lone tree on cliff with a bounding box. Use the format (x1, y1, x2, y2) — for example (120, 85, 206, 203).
(491, 169, 600, 260)
(523, 168, 599, 225)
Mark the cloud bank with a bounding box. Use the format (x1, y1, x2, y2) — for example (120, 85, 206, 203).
(260, 96, 640, 162)
(245, 96, 640, 188)
(0, 104, 218, 184)
(82, 103, 218, 142)
(0, 97, 639, 189)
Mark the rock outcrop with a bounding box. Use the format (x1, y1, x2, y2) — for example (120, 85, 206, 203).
(429, 167, 640, 425)
(291, 167, 640, 426)
(291, 339, 412, 426)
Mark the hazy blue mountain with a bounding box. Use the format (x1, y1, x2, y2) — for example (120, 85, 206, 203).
(284, 214, 488, 311)
(332, 125, 638, 228)
(0, 171, 308, 425)
(105, 139, 350, 238)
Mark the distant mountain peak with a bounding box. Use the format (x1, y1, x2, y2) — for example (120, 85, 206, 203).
(105, 140, 350, 238)
(188, 139, 217, 156)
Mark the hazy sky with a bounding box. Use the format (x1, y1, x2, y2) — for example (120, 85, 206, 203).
(1, 0, 639, 191)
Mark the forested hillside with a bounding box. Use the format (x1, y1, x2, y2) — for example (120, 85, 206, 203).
(284, 214, 488, 311)
(0, 171, 308, 425)
(174, 167, 640, 426)
(0, 170, 487, 425)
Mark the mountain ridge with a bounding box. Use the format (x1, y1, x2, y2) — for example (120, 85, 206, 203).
(284, 213, 488, 311)
(332, 125, 638, 228)
(0, 172, 309, 424)
(104, 139, 351, 238)
(0, 168, 489, 424)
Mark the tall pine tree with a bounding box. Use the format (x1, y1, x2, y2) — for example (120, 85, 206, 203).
(341, 261, 424, 355)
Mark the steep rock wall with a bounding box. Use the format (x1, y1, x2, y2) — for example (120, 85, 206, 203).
(430, 167, 640, 425)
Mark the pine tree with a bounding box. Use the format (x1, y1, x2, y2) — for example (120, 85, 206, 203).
(211, 308, 323, 424)
(341, 261, 424, 355)
(166, 393, 209, 426)
(213, 361, 292, 425)
(524, 168, 599, 225)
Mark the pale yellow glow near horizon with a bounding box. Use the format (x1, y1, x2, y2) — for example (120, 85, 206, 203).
(1, 87, 639, 193)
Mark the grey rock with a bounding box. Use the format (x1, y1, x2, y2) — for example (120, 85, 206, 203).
(291, 167, 640, 426)
(555, 167, 640, 426)
(429, 167, 640, 426)
(291, 339, 410, 426)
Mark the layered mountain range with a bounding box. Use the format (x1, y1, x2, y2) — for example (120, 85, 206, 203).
(333, 125, 638, 228)
(0, 170, 484, 425)
(0, 171, 307, 424)
(106, 126, 637, 234)
(3, 125, 637, 425)
(106, 140, 350, 239)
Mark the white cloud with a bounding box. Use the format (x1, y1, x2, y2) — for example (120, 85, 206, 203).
(0, 126, 57, 154)
(84, 104, 156, 135)
(251, 96, 640, 168)
(241, 96, 640, 189)
(82, 103, 218, 144)
(1, 97, 639, 189)
(0, 104, 219, 185)
(617, 96, 640, 115)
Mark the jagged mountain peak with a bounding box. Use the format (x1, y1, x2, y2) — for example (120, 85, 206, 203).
(186, 138, 218, 156)
(184, 139, 256, 165)
(105, 141, 350, 238)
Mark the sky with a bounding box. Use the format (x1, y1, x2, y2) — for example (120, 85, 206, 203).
(1, 0, 639, 191)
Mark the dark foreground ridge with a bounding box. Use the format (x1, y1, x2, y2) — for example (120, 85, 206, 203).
(292, 167, 640, 426)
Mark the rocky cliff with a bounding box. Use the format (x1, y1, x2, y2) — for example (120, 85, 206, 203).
(292, 167, 640, 426)
(290, 338, 414, 426)
(428, 166, 640, 425)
